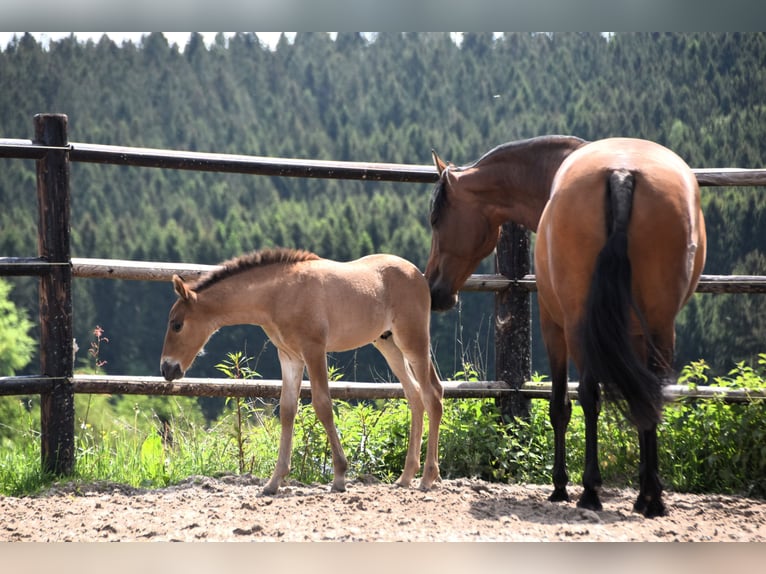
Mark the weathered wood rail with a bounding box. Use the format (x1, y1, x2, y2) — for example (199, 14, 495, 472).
(3, 375, 765, 403)
(1, 114, 765, 476)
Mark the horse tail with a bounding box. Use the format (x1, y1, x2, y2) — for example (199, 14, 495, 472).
(581, 169, 664, 430)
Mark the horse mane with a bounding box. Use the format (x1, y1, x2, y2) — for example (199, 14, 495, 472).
(429, 135, 587, 226)
(192, 248, 321, 292)
(466, 135, 587, 169)
(430, 178, 449, 226)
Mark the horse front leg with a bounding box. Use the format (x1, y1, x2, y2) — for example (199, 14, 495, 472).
(263, 351, 304, 495)
(577, 374, 603, 511)
(304, 351, 348, 493)
(634, 425, 666, 517)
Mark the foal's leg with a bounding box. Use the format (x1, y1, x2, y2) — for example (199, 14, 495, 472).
(263, 351, 304, 495)
(373, 336, 427, 488)
(304, 349, 348, 493)
(402, 351, 443, 490)
(420, 361, 444, 489)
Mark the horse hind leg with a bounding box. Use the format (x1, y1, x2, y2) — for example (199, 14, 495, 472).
(413, 359, 443, 490)
(540, 309, 572, 503)
(634, 426, 666, 518)
(373, 335, 432, 489)
(576, 372, 603, 511)
(633, 331, 673, 517)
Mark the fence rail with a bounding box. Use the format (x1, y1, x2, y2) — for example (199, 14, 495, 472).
(4, 137, 766, 185)
(1, 115, 765, 476)
(4, 257, 765, 292)
(2, 375, 764, 403)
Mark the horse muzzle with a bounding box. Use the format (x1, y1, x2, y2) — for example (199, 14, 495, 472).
(429, 282, 459, 312)
(160, 359, 184, 381)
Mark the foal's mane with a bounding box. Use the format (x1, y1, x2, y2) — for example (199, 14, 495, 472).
(192, 248, 320, 292)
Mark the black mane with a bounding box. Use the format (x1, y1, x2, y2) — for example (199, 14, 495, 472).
(430, 177, 449, 227)
(192, 248, 320, 292)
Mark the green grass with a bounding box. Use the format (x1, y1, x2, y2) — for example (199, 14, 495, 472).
(1, 355, 765, 498)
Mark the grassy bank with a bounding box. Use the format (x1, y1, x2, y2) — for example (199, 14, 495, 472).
(1, 356, 765, 498)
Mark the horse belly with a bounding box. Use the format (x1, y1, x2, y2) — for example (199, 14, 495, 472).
(325, 308, 389, 352)
(319, 285, 391, 352)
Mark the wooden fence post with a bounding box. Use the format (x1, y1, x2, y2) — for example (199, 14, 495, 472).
(494, 222, 532, 422)
(35, 113, 74, 476)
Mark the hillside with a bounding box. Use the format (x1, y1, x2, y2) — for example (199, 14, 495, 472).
(1, 32, 764, 388)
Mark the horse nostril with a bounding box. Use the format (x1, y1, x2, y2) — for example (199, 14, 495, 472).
(161, 360, 184, 381)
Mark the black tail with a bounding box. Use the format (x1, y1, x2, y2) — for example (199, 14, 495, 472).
(581, 169, 664, 430)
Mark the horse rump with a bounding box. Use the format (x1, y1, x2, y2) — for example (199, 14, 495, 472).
(580, 169, 665, 430)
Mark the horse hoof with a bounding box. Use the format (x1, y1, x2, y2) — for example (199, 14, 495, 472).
(262, 485, 279, 496)
(418, 471, 441, 491)
(634, 496, 666, 518)
(577, 490, 603, 512)
(548, 487, 570, 503)
(394, 477, 413, 489)
(331, 482, 346, 493)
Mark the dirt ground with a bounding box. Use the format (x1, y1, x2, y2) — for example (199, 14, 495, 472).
(1, 474, 764, 542)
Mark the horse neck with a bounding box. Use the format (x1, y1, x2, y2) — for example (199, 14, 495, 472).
(461, 137, 583, 231)
(196, 269, 280, 329)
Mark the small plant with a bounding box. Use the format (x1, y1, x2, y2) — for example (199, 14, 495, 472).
(678, 358, 709, 389)
(76, 326, 110, 443)
(215, 351, 262, 473)
(451, 361, 481, 382)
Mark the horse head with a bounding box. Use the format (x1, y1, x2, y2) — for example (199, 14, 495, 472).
(425, 150, 500, 311)
(160, 275, 211, 381)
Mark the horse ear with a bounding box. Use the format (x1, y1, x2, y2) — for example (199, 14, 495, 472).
(172, 274, 197, 302)
(431, 149, 448, 176)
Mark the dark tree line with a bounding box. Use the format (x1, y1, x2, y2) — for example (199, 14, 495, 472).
(1, 32, 764, 394)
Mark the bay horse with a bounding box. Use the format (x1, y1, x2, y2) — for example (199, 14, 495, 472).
(426, 136, 706, 517)
(160, 248, 443, 495)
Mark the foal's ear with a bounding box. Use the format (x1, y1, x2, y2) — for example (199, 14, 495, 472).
(431, 149, 448, 176)
(172, 274, 197, 302)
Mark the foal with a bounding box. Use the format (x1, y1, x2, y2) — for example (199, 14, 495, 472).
(160, 248, 443, 495)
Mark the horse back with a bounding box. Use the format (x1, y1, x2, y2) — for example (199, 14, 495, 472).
(275, 254, 430, 353)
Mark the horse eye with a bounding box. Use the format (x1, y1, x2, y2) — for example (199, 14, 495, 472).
(172, 321, 183, 333)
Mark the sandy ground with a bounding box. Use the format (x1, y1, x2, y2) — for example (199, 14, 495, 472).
(1, 474, 764, 542)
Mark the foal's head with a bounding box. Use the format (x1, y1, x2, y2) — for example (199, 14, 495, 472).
(425, 151, 500, 312)
(160, 275, 214, 381)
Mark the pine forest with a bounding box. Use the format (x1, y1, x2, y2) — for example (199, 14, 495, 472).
(1, 32, 764, 408)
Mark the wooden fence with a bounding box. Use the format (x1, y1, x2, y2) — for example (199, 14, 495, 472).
(2, 113, 766, 476)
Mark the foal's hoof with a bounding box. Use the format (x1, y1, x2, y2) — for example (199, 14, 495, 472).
(393, 476, 414, 489)
(633, 495, 666, 518)
(331, 481, 346, 493)
(418, 468, 441, 491)
(418, 476, 441, 491)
